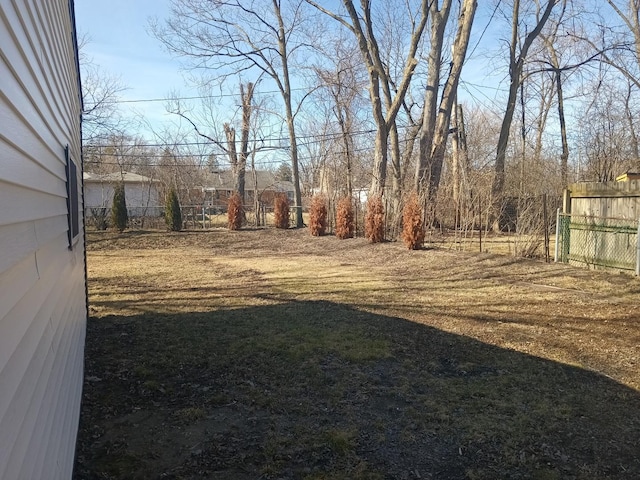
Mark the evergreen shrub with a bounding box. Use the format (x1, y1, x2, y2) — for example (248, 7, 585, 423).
(165, 187, 182, 231)
(111, 183, 128, 232)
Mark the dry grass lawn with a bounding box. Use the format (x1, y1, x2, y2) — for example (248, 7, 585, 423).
(75, 228, 640, 480)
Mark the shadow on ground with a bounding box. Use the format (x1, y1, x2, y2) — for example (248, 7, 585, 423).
(74, 301, 640, 480)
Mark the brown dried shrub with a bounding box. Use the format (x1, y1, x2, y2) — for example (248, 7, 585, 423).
(365, 195, 385, 243)
(402, 192, 425, 249)
(227, 192, 244, 230)
(335, 197, 355, 239)
(274, 193, 290, 229)
(309, 195, 328, 236)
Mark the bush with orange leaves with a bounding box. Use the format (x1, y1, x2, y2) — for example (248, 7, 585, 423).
(309, 195, 328, 236)
(227, 192, 244, 230)
(273, 193, 290, 229)
(365, 195, 385, 243)
(402, 192, 425, 249)
(335, 197, 354, 239)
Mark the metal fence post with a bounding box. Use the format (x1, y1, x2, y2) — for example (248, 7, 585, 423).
(636, 218, 640, 276)
(554, 208, 561, 263)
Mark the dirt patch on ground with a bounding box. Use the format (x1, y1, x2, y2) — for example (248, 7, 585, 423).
(74, 228, 640, 479)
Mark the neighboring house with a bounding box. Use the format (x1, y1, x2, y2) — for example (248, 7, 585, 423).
(84, 171, 160, 216)
(615, 171, 640, 182)
(203, 170, 295, 208)
(0, 1, 86, 479)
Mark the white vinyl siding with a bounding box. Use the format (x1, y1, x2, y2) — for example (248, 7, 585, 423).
(0, 0, 86, 479)
(84, 181, 161, 210)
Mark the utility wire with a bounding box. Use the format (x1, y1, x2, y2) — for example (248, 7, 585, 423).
(83, 87, 310, 107)
(84, 127, 380, 150)
(85, 133, 420, 164)
(85, 127, 424, 159)
(466, 0, 503, 63)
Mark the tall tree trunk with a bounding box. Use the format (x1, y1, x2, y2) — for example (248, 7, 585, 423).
(422, 0, 477, 205)
(623, 81, 639, 164)
(237, 82, 255, 204)
(519, 75, 526, 196)
(309, 0, 427, 201)
(370, 123, 389, 198)
(415, 0, 452, 192)
(455, 104, 470, 217)
(401, 121, 422, 189)
(251, 144, 260, 226)
(389, 122, 402, 233)
(451, 99, 460, 224)
(336, 106, 354, 198)
(328, 85, 356, 198)
(556, 69, 569, 186)
(492, 0, 557, 228)
(532, 75, 554, 165)
(542, 29, 568, 187)
(224, 123, 239, 190)
(275, 1, 303, 227)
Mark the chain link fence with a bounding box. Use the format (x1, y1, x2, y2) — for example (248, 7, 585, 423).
(556, 212, 640, 273)
(86, 205, 306, 230)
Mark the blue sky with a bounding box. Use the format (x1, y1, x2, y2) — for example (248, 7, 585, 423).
(74, 1, 505, 141)
(75, 0, 500, 139)
(75, 0, 196, 135)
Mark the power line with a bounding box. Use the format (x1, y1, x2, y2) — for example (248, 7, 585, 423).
(85, 126, 420, 162)
(84, 132, 418, 166)
(84, 127, 379, 150)
(83, 87, 309, 107)
(466, 0, 503, 63)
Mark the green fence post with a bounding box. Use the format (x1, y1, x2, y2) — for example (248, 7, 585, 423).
(554, 208, 561, 262)
(561, 213, 571, 263)
(636, 219, 640, 276)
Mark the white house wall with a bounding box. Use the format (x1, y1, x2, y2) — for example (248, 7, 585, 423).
(84, 181, 160, 209)
(0, 1, 86, 479)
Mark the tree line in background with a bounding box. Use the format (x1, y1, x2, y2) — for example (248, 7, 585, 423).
(82, 0, 640, 243)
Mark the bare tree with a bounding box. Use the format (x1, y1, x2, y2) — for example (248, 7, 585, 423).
(151, 0, 314, 227)
(577, 77, 640, 180)
(78, 33, 129, 156)
(166, 81, 256, 202)
(491, 0, 559, 228)
(306, 0, 429, 202)
(313, 36, 368, 199)
(84, 134, 152, 176)
(415, 0, 477, 216)
(605, 0, 640, 78)
(221, 82, 256, 201)
(541, 21, 570, 186)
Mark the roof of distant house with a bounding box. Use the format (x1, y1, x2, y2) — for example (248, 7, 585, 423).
(83, 172, 159, 183)
(615, 172, 640, 182)
(203, 170, 294, 192)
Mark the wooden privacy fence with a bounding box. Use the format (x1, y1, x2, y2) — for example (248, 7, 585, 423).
(555, 180, 640, 275)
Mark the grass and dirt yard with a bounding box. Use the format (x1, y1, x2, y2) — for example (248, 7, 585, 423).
(74, 228, 640, 479)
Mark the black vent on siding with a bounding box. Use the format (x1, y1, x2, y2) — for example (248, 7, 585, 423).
(65, 145, 80, 248)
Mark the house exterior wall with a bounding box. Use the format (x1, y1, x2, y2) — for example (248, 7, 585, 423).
(84, 181, 160, 211)
(0, 1, 86, 479)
